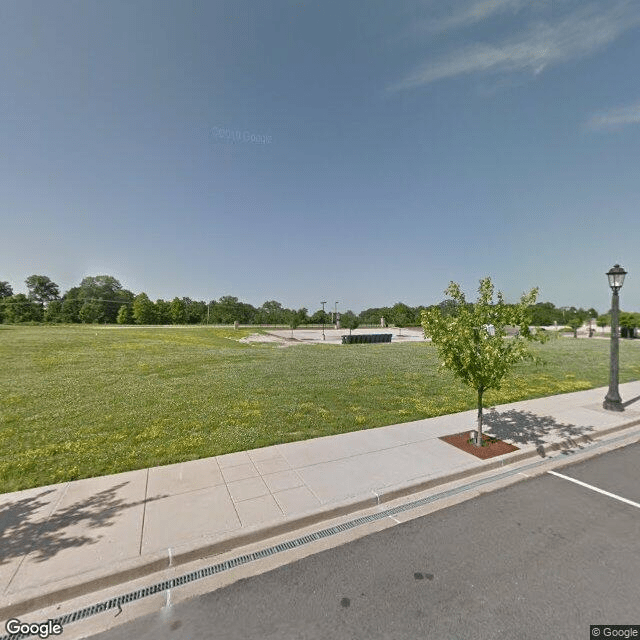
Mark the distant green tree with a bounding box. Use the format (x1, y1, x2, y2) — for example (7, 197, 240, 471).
(43, 299, 64, 323)
(61, 288, 83, 323)
(528, 302, 558, 326)
(259, 300, 286, 325)
(155, 299, 172, 325)
(619, 312, 640, 339)
(1, 294, 42, 323)
(133, 293, 156, 325)
(79, 300, 105, 323)
(189, 300, 207, 324)
(170, 297, 187, 324)
(76, 276, 133, 323)
(310, 308, 329, 325)
(359, 307, 392, 326)
(117, 304, 133, 324)
(421, 278, 545, 447)
(25, 275, 60, 306)
(215, 296, 239, 324)
(0, 282, 13, 298)
(597, 315, 609, 333)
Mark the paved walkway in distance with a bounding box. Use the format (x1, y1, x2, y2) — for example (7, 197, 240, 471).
(263, 327, 426, 345)
(2, 381, 640, 623)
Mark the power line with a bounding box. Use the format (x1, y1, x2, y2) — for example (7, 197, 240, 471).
(0, 297, 134, 306)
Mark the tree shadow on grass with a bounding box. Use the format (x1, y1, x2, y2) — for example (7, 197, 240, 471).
(0, 483, 167, 564)
(482, 409, 595, 458)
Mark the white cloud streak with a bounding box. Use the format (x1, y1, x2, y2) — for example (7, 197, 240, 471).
(587, 102, 640, 130)
(426, 0, 528, 32)
(388, 2, 640, 91)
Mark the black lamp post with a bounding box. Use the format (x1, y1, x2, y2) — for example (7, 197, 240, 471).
(321, 301, 327, 340)
(603, 264, 627, 411)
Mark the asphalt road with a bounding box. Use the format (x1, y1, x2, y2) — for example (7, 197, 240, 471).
(89, 442, 640, 640)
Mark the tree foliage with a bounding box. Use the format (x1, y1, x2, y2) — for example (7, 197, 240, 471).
(566, 316, 582, 338)
(117, 304, 133, 324)
(43, 299, 64, 323)
(133, 293, 156, 325)
(0, 282, 14, 298)
(155, 299, 172, 325)
(25, 275, 60, 305)
(170, 297, 187, 324)
(1, 294, 42, 323)
(421, 278, 546, 446)
(340, 310, 360, 335)
(79, 300, 106, 323)
(288, 308, 306, 337)
(619, 311, 640, 338)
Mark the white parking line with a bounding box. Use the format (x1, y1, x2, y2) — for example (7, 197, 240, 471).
(548, 471, 640, 509)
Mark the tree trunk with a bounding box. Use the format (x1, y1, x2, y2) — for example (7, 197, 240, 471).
(475, 386, 484, 447)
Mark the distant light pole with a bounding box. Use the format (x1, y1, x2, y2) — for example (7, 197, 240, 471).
(321, 301, 327, 340)
(603, 264, 627, 411)
(335, 301, 339, 329)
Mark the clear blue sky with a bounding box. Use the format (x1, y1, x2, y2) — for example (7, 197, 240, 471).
(2, 0, 639, 315)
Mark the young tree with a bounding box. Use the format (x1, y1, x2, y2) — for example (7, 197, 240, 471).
(340, 310, 360, 335)
(421, 278, 545, 447)
(566, 317, 582, 338)
(288, 310, 301, 338)
(392, 302, 412, 337)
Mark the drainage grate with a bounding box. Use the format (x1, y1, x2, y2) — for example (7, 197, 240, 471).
(2, 429, 637, 640)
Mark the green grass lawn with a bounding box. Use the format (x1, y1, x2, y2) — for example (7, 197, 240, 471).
(2, 325, 639, 493)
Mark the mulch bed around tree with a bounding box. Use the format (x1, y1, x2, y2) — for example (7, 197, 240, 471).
(439, 431, 520, 459)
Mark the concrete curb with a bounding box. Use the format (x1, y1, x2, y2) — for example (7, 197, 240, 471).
(3, 416, 640, 622)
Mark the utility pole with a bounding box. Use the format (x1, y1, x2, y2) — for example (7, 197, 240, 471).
(321, 301, 327, 340)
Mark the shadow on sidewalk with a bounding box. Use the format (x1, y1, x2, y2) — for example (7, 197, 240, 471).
(622, 394, 640, 409)
(0, 483, 167, 564)
(482, 409, 595, 458)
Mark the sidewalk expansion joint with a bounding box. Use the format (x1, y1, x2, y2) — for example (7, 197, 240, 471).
(2, 420, 640, 635)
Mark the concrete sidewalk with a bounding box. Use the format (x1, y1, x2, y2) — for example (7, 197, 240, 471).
(2, 381, 640, 621)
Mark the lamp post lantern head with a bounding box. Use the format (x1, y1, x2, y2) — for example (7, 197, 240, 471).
(607, 264, 627, 292)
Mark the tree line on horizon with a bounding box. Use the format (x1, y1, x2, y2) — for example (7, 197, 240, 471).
(1, 274, 639, 332)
